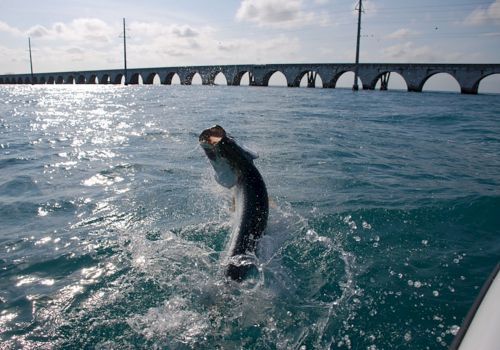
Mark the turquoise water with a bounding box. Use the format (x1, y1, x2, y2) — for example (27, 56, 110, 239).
(0, 85, 499, 349)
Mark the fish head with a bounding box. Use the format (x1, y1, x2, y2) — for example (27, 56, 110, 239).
(199, 125, 238, 188)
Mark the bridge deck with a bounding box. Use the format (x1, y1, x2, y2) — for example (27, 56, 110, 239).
(1, 63, 499, 94)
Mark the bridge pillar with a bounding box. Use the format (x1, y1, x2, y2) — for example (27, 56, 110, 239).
(407, 84, 422, 92)
(460, 86, 477, 94)
(220, 66, 241, 86)
(455, 71, 480, 95)
(222, 72, 236, 86)
(251, 68, 266, 86)
(201, 74, 214, 85)
(400, 69, 427, 92)
(380, 72, 390, 90)
(307, 72, 317, 88)
(358, 69, 379, 90)
(177, 71, 192, 85)
(281, 67, 302, 87)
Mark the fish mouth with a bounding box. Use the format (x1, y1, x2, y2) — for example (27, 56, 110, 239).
(199, 125, 239, 188)
(199, 125, 226, 146)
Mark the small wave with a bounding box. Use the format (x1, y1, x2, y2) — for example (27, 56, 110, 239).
(0, 175, 42, 197)
(82, 173, 124, 187)
(0, 157, 32, 170)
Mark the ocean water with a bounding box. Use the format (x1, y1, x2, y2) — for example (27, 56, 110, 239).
(0, 84, 499, 349)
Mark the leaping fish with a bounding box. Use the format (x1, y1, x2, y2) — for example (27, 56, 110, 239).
(199, 125, 268, 281)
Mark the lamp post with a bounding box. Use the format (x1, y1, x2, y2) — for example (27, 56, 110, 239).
(353, 0, 362, 91)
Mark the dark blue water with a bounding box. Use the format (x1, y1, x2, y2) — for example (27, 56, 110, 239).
(0, 85, 499, 349)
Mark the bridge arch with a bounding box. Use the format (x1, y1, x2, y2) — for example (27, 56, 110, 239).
(182, 71, 202, 85)
(39, 77, 46, 84)
(129, 73, 143, 85)
(293, 70, 309, 87)
(330, 71, 363, 89)
(24, 77, 31, 84)
(421, 72, 460, 93)
(264, 70, 287, 87)
(47, 76, 55, 84)
(77, 75, 86, 84)
(162, 72, 180, 85)
(372, 71, 408, 91)
(56, 76, 64, 84)
(193, 73, 202, 85)
(17, 77, 23, 84)
(100, 74, 110, 84)
(214, 72, 228, 85)
(473, 73, 500, 94)
(232, 71, 251, 86)
(296, 70, 324, 88)
(144, 72, 159, 85)
(202, 70, 223, 85)
(87, 75, 98, 84)
(66, 75, 75, 84)
(113, 74, 124, 84)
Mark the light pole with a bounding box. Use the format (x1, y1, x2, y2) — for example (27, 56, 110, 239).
(353, 0, 362, 91)
(28, 37, 34, 84)
(123, 18, 128, 85)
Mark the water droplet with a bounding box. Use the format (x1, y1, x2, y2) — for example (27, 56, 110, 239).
(404, 331, 412, 341)
(449, 325, 460, 336)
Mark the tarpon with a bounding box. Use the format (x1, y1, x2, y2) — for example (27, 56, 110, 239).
(199, 125, 268, 281)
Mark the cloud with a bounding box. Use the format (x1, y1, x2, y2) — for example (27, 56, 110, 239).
(382, 42, 432, 61)
(384, 28, 419, 40)
(381, 41, 468, 63)
(26, 18, 114, 43)
(213, 35, 300, 63)
(235, 0, 316, 28)
(465, 0, 500, 25)
(0, 17, 302, 73)
(0, 21, 23, 36)
(66, 47, 84, 55)
(172, 25, 199, 38)
(129, 22, 204, 39)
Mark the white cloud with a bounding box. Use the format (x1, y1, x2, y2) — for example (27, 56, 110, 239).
(382, 42, 429, 61)
(128, 22, 207, 39)
(0, 17, 304, 73)
(384, 28, 419, 40)
(465, 0, 500, 25)
(214, 35, 301, 63)
(0, 21, 23, 36)
(381, 41, 469, 63)
(235, 0, 316, 28)
(27, 18, 114, 43)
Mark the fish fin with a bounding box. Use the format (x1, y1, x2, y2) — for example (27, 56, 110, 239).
(240, 144, 259, 161)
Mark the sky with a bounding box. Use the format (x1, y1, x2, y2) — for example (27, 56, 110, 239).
(1, 0, 500, 91)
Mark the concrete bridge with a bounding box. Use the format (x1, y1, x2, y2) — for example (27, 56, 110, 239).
(0, 63, 499, 94)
